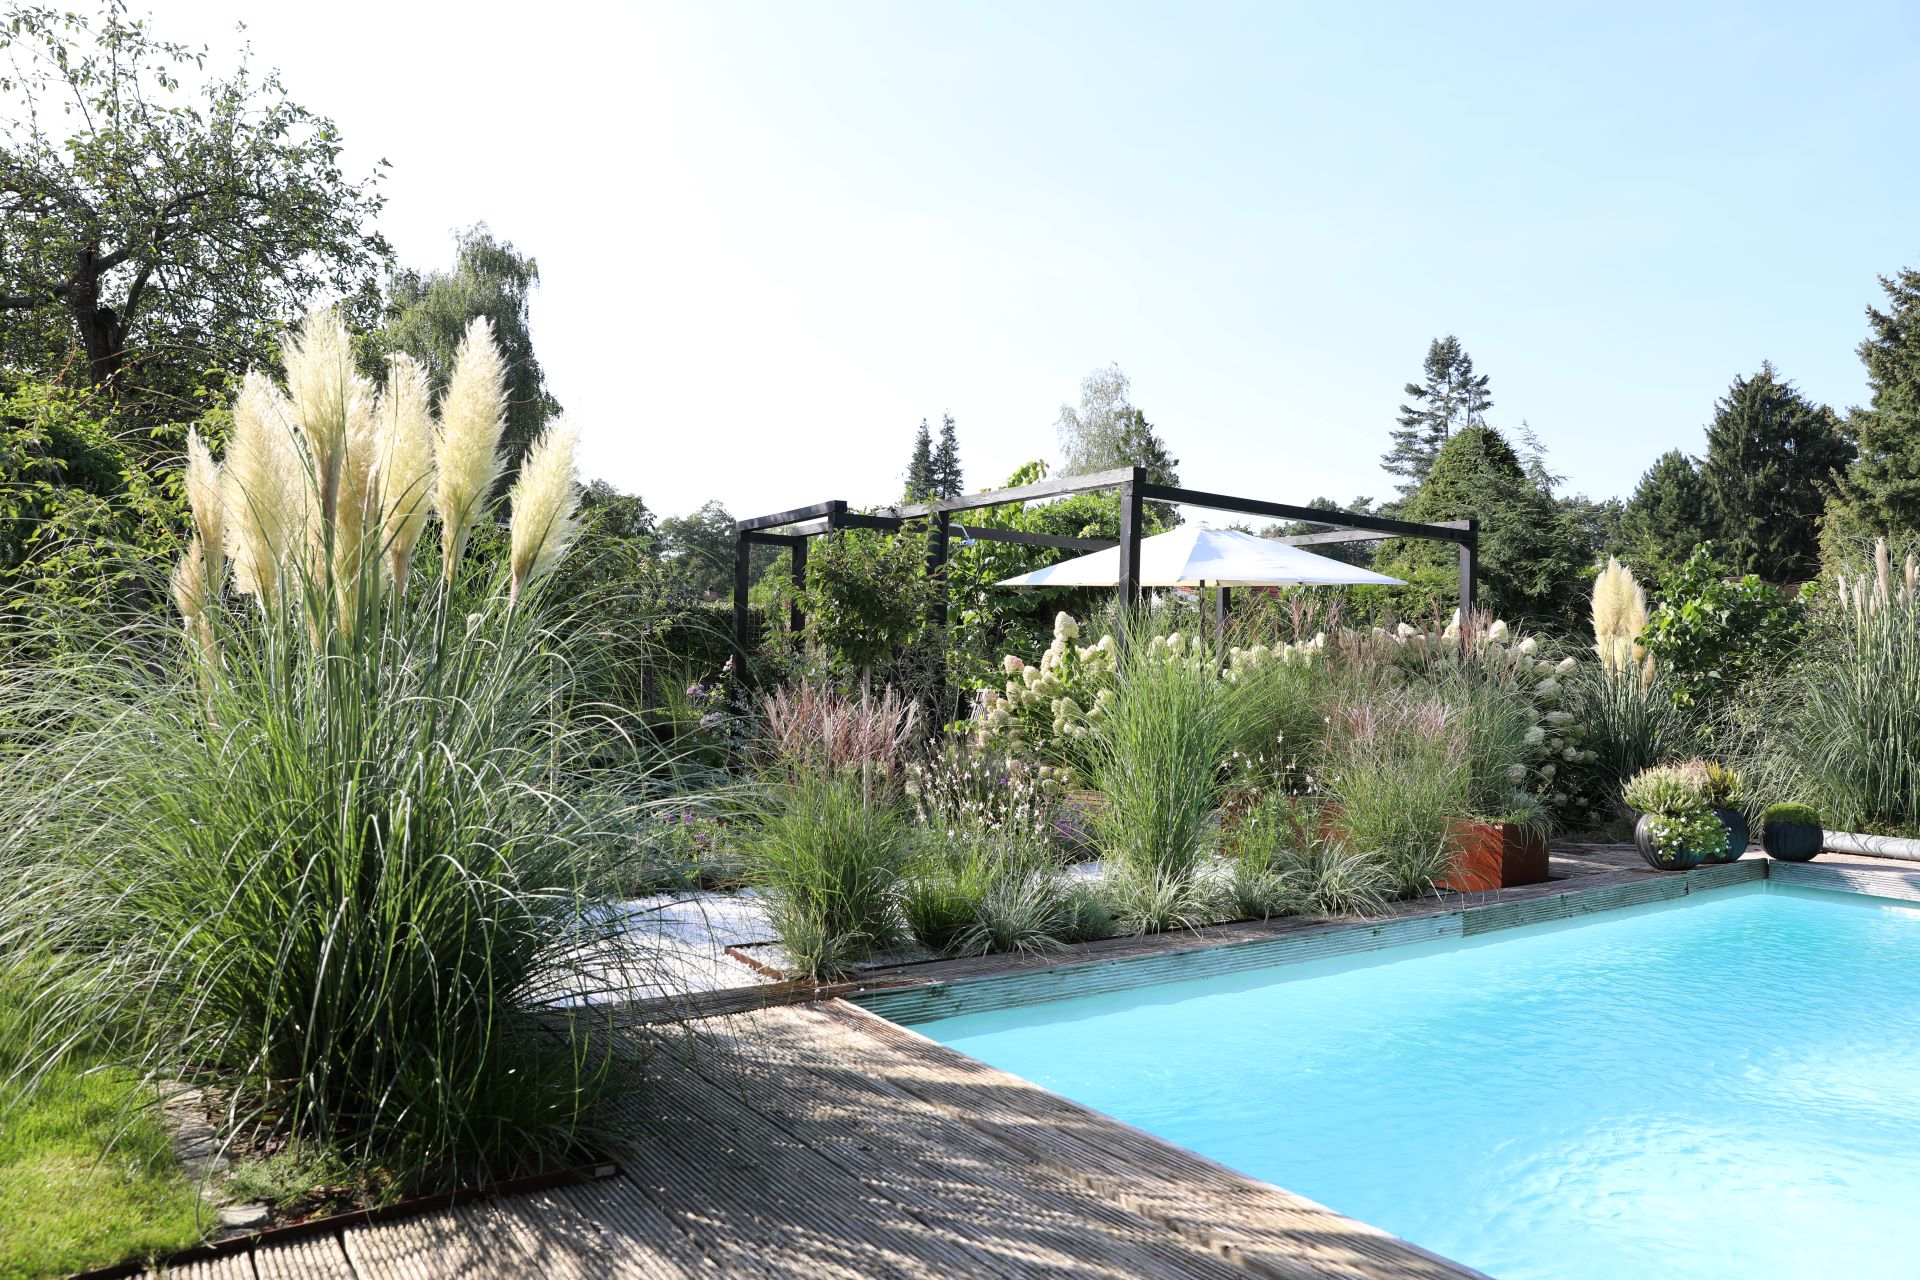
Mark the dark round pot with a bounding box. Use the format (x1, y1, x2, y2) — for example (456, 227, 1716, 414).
(1708, 807, 1749, 863)
(1761, 820, 1823, 862)
(1634, 812, 1708, 872)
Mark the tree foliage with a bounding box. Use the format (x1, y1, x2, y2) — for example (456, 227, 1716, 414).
(1380, 424, 1588, 628)
(382, 225, 558, 472)
(1055, 363, 1178, 485)
(799, 527, 934, 680)
(1699, 363, 1850, 582)
(0, 2, 388, 402)
(1640, 544, 1807, 725)
(0, 375, 183, 654)
(903, 419, 934, 501)
(1383, 336, 1492, 498)
(1828, 266, 1920, 550)
(1617, 450, 1714, 579)
(930, 412, 963, 500)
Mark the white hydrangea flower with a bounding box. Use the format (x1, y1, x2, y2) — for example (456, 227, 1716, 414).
(1002, 654, 1025, 674)
(1054, 612, 1080, 640)
(1556, 656, 1578, 674)
(1525, 725, 1546, 745)
(1487, 619, 1510, 642)
(1517, 636, 1539, 655)
(1506, 763, 1528, 782)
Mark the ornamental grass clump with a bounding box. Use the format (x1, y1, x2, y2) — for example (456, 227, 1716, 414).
(1746, 540, 1920, 835)
(1324, 690, 1471, 900)
(1085, 646, 1230, 932)
(0, 312, 642, 1192)
(742, 772, 912, 979)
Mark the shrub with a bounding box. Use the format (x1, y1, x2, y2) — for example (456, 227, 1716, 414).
(0, 314, 647, 1190)
(742, 772, 911, 978)
(1622, 761, 1713, 814)
(1760, 801, 1821, 826)
(1641, 544, 1807, 722)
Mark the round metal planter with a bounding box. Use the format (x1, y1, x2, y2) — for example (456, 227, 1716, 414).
(1634, 812, 1708, 872)
(1761, 820, 1823, 863)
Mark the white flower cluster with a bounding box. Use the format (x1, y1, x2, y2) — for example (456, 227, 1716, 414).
(978, 612, 1118, 749)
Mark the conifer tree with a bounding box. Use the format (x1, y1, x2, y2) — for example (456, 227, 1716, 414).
(904, 419, 935, 501)
(1828, 267, 1920, 547)
(1617, 451, 1715, 578)
(1383, 336, 1492, 497)
(929, 412, 963, 499)
(1700, 363, 1851, 582)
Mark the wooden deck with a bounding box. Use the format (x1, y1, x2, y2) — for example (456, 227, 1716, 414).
(151, 999, 1484, 1279)
(148, 845, 1920, 1280)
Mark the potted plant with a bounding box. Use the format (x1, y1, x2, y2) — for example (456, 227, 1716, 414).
(1439, 808, 1550, 892)
(1699, 761, 1748, 863)
(1623, 763, 1728, 871)
(1759, 802, 1824, 862)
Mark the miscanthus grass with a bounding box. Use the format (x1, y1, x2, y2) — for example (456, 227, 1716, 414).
(0, 312, 662, 1193)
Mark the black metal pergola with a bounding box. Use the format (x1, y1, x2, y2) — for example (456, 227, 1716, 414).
(731, 465, 1477, 676)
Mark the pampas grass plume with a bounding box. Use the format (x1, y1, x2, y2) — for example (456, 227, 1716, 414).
(283, 311, 357, 523)
(184, 426, 224, 582)
(375, 355, 437, 593)
(434, 317, 507, 579)
(1591, 556, 1649, 673)
(507, 417, 581, 602)
(223, 372, 304, 607)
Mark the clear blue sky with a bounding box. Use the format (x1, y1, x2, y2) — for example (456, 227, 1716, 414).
(155, 0, 1920, 518)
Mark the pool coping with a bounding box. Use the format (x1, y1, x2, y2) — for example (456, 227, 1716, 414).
(848, 852, 1920, 1026)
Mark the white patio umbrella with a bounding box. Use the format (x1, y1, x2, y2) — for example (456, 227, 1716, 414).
(993, 525, 1404, 590)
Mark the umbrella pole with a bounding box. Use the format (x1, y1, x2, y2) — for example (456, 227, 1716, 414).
(1215, 586, 1230, 671)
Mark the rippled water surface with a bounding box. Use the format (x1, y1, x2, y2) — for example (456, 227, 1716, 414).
(919, 884, 1920, 1279)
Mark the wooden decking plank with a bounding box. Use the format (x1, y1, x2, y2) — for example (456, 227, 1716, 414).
(598, 1062, 993, 1280)
(677, 1007, 1258, 1280)
(340, 1204, 505, 1280)
(513, 1178, 729, 1279)
(249, 1233, 358, 1280)
(152, 1253, 257, 1279)
(808, 1002, 1484, 1280)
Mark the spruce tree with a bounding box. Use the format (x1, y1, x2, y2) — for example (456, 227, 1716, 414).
(1828, 267, 1920, 546)
(1700, 363, 1851, 582)
(1379, 425, 1585, 627)
(929, 412, 963, 499)
(1383, 336, 1493, 498)
(904, 419, 934, 501)
(1617, 450, 1714, 578)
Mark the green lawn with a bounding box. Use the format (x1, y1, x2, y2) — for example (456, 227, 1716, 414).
(0, 1064, 205, 1280)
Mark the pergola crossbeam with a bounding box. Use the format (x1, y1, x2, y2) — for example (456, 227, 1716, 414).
(730, 466, 1478, 682)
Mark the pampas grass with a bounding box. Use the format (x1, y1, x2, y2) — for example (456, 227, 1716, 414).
(435, 317, 508, 578)
(373, 355, 436, 594)
(224, 372, 306, 608)
(508, 417, 582, 602)
(1592, 556, 1651, 678)
(0, 313, 656, 1193)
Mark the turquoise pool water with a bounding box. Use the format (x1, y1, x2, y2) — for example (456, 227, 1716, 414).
(918, 884, 1920, 1279)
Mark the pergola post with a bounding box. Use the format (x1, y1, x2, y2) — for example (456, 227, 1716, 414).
(1458, 517, 1479, 618)
(926, 512, 951, 720)
(1116, 468, 1145, 661)
(730, 531, 752, 679)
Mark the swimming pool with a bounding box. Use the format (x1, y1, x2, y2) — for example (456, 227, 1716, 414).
(915, 883, 1920, 1279)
